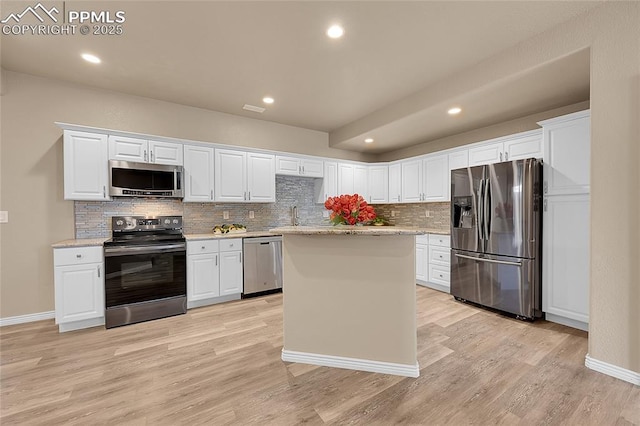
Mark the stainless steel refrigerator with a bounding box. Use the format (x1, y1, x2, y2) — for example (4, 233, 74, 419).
(450, 158, 542, 320)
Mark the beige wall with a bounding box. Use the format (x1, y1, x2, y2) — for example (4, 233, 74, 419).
(0, 71, 373, 319)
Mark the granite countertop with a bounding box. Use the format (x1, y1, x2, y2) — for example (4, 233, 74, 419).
(184, 231, 280, 240)
(51, 238, 110, 248)
(270, 226, 442, 236)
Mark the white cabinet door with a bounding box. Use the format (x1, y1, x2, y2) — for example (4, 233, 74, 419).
(388, 163, 402, 204)
(401, 159, 422, 203)
(215, 149, 246, 202)
(338, 163, 355, 195)
(108, 135, 147, 162)
(416, 243, 428, 282)
(368, 165, 388, 204)
(64, 130, 109, 201)
(318, 161, 338, 203)
(422, 154, 448, 202)
(468, 142, 504, 166)
(187, 252, 220, 303)
(353, 165, 368, 200)
(275, 155, 300, 176)
(543, 194, 590, 326)
(183, 145, 215, 202)
(220, 251, 243, 295)
(300, 158, 324, 178)
(148, 140, 183, 165)
(542, 114, 590, 195)
(247, 152, 275, 202)
(54, 263, 104, 324)
(504, 133, 543, 161)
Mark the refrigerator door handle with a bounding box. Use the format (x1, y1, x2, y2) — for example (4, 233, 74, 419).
(455, 253, 522, 267)
(477, 179, 485, 240)
(485, 178, 492, 239)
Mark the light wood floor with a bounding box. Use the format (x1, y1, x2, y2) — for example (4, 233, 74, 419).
(1, 286, 638, 425)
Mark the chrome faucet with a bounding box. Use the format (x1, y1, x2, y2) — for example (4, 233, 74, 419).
(291, 206, 299, 226)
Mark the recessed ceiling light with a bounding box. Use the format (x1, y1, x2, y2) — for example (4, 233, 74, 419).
(263, 97, 274, 104)
(327, 24, 344, 39)
(448, 107, 462, 115)
(81, 53, 101, 64)
(364, 138, 374, 144)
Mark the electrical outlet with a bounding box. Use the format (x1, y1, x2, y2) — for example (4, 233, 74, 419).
(223, 211, 229, 220)
(249, 211, 255, 219)
(322, 210, 330, 218)
(391, 211, 396, 217)
(425, 210, 432, 218)
(0, 211, 7, 223)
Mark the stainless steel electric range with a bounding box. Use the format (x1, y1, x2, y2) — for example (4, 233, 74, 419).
(103, 216, 186, 328)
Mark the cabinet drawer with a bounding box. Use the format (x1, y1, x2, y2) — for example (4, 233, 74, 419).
(428, 234, 450, 247)
(54, 246, 103, 266)
(429, 264, 450, 285)
(187, 240, 220, 255)
(429, 246, 450, 266)
(416, 235, 429, 245)
(220, 238, 242, 252)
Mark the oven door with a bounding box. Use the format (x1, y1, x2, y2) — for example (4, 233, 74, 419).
(104, 243, 186, 308)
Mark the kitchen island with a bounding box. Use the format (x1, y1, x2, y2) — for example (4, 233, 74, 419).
(270, 226, 426, 377)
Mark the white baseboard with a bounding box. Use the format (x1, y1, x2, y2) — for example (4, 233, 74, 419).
(59, 317, 105, 333)
(545, 313, 588, 332)
(282, 349, 420, 378)
(0, 311, 55, 327)
(585, 354, 640, 386)
(187, 293, 241, 309)
(417, 280, 450, 294)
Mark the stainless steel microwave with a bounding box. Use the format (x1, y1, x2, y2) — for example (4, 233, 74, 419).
(109, 160, 184, 198)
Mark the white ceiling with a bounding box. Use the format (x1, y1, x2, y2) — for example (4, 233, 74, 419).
(0, 1, 598, 153)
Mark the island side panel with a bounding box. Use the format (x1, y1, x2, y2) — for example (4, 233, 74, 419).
(282, 234, 417, 366)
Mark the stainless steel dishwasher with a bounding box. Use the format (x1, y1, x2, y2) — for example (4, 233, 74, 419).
(242, 236, 283, 297)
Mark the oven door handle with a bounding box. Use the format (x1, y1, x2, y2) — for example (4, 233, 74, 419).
(104, 243, 186, 257)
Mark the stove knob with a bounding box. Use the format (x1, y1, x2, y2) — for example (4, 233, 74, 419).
(164, 219, 171, 225)
(116, 220, 124, 226)
(173, 219, 179, 224)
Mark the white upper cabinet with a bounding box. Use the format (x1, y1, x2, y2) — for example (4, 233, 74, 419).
(316, 161, 338, 203)
(388, 163, 402, 204)
(337, 163, 355, 195)
(247, 152, 276, 202)
(108, 135, 183, 165)
(539, 111, 590, 195)
(401, 159, 422, 203)
(448, 150, 469, 201)
(214, 149, 275, 203)
(353, 165, 368, 200)
(503, 132, 543, 161)
(337, 162, 368, 199)
(275, 155, 324, 178)
(468, 142, 504, 166)
(468, 130, 542, 166)
(368, 165, 389, 204)
(183, 144, 215, 202)
(63, 130, 110, 201)
(422, 154, 448, 202)
(215, 149, 247, 202)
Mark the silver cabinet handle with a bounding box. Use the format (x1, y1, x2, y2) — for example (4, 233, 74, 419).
(544, 199, 548, 212)
(97, 266, 101, 278)
(103, 186, 106, 198)
(455, 253, 522, 267)
(505, 152, 509, 161)
(215, 254, 218, 266)
(151, 151, 155, 163)
(201, 246, 205, 250)
(76, 254, 82, 259)
(299, 165, 302, 174)
(500, 152, 503, 161)
(544, 181, 548, 194)
(239, 253, 242, 263)
(302, 165, 305, 174)
(398, 195, 400, 202)
(248, 191, 251, 200)
(144, 150, 147, 162)
(211, 190, 214, 200)
(244, 192, 247, 201)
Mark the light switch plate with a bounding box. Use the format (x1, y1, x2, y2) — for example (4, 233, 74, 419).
(322, 210, 329, 218)
(223, 211, 229, 220)
(0, 211, 7, 223)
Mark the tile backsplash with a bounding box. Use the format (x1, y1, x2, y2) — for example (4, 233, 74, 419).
(74, 176, 328, 238)
(74, 176, 451, 238)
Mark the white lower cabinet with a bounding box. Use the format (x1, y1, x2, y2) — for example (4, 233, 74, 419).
(187, 238, 243, 308)
(416, 234, 450, 293)
(53, 246, 105, 332)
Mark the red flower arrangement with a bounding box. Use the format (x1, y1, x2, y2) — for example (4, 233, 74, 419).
(324, 194, 377, 226)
